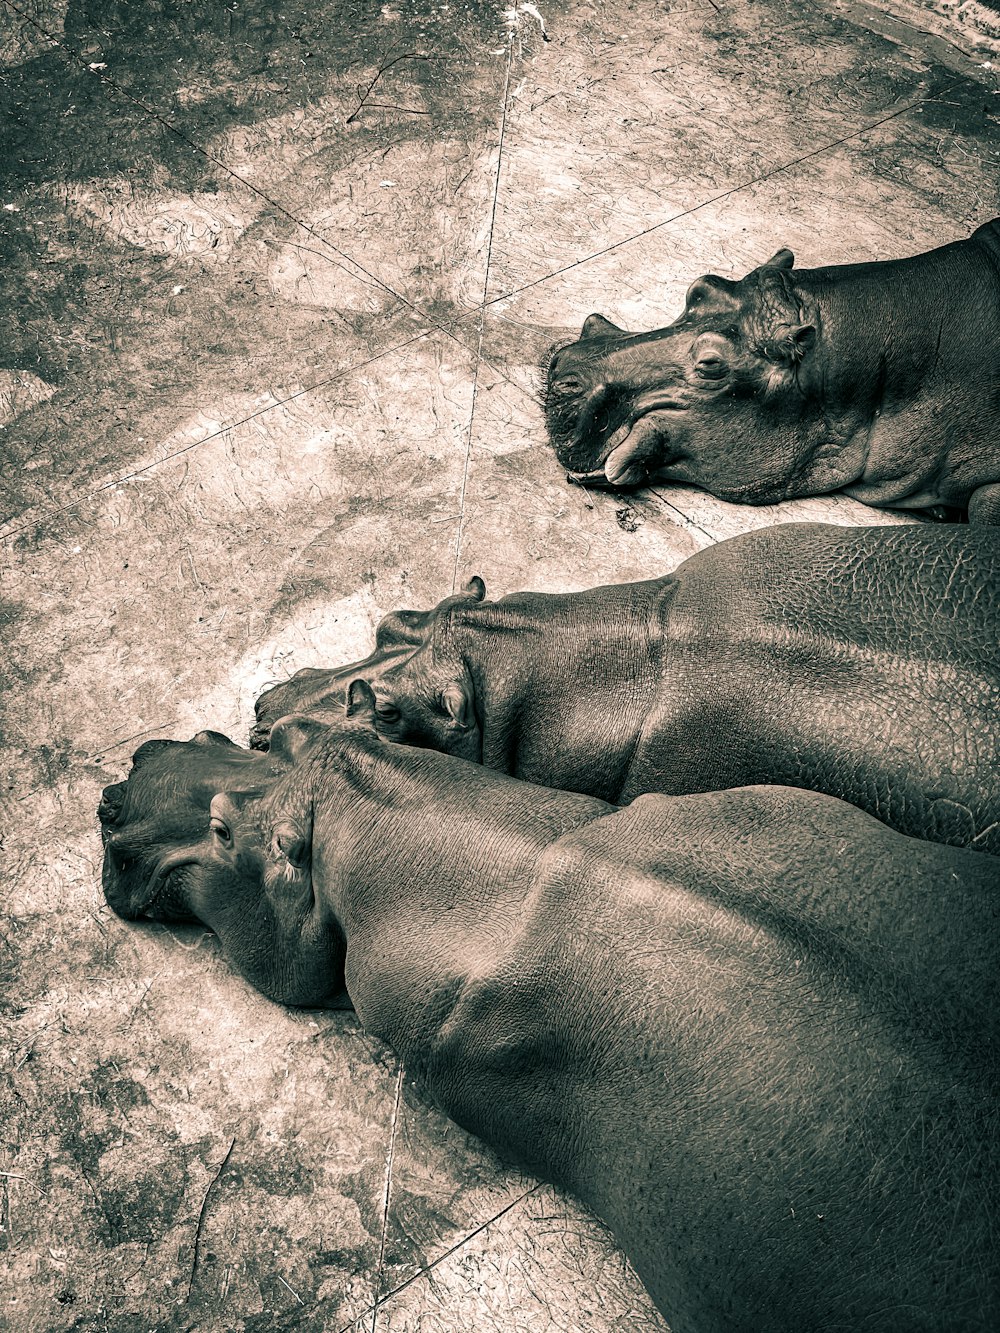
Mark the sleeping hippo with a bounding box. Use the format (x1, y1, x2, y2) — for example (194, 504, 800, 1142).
(252, 522, 1000, 852)
(99, 701, 999, 1332)
(543, 220, 1000, 521)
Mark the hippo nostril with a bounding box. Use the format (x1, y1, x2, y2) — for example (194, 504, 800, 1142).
(98, 783, 126, 823)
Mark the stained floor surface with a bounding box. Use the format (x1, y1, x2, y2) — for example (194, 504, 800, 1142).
(1, 1, 998, 1329)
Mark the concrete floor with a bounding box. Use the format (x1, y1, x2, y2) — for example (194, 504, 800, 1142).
(1, 1, 998, 1329)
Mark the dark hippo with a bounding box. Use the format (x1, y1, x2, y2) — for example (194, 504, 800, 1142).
(99, 702, 1000, 1332)
(543, 221, 1000, 521)
(252, 522, 1000, 852)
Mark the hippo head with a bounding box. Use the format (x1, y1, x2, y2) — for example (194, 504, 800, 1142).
(99, 718, 350, 1005)
(98, 730, 271, 922)
(542, 249, 821, 498)
(342, 578, 487, 764)
(251, 579, 488, 759)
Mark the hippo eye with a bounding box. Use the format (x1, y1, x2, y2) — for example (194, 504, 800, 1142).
(374, 702, 400, 724)
(695, 356, 728, 379)
(209, 816, 232, 844)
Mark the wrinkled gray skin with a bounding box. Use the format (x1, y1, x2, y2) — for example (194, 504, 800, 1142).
(99, 703, 999, 1333)
(543, 221, 1000, 521)
(253, 522, 1000, 853)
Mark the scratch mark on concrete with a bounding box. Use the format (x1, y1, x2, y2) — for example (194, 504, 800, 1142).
(76, 1158, 117, 1236)
(185, 1133, 236, 1303)
(346, 52, 447, 124)
(645, 485, 718, 545)
(0, 1170, 47, 1195)
(370, 1065, 404, 1332)
(343, 1182, 543, 1331)
(276, 1272, 305, 1305)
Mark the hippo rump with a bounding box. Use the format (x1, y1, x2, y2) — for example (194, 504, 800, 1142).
(252, 522, 1000, 853)
(98, 704, 999, 1332)
(543, 220, 1000, 521)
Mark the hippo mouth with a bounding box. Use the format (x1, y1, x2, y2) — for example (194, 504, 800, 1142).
(566, 404, 681, 489)
(103, 842, 203, 921)
(137, 849, 202, 918)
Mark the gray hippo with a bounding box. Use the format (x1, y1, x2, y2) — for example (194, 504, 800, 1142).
(99, 701, 1000, 1332)
(543, 221, 1000, 521)
(252, 522, 1000, 852)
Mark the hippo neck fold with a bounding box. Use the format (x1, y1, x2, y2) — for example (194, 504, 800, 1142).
(790, 238, 997, 500)
(308, 733, 610, 1047)
(445, 581, 671, 800)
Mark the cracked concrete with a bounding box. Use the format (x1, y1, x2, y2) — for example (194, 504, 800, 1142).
(1, 0, 998, 1328)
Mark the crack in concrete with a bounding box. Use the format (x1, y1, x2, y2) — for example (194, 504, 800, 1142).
(0, 331, 435, 545)
(479, 80, 965, 308)
(451, 28, 516, 593)
(370, 1064, 404, 1333)
(185, 1133, 237, 1303)
(341, 1182, 543, 1333)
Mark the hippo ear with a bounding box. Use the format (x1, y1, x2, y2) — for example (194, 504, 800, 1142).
(749, 266, 818, 366)
(268, 714, 330, 765)
(763, 247, 795, 270)
(440, 679, 474, 731)
(760, 322, 817, 365)
(345, 679, 378, 729)
(270, 817, 311, 871)
(426, 576, 488, 625)
(97, 780, 127, 826)
(580, 313, 625, 340)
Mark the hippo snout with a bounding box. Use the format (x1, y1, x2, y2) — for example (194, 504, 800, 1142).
(101, 843, 146, 921)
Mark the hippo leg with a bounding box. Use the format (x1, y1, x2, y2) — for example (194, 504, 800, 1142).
(968, 482, 1000, 524)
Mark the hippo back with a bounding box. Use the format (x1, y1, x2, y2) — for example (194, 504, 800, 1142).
(423, 784, 999, 1332)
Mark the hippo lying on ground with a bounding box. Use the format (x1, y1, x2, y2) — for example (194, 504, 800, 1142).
(543, 220, 1000, 521)
(252, 522, 1000, 852)
(99, 700, 999, 1332)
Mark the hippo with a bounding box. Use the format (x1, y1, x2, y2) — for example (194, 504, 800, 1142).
(542, 220, 1000, 521)
(252, 522, 1000, 852)
(99, 699, 999, 1332)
